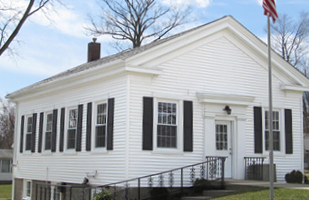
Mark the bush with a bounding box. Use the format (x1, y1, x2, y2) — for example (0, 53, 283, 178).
(92, 188, 111, 200)
(150, 187, 169, 200)
(304, 175, 309, 184)
(285, 170, 303, 183)
(192, 178, 211, 193)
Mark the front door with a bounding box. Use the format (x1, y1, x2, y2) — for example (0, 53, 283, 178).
(215, 121, 232, 178)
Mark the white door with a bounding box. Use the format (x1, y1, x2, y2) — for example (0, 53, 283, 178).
(215, 121, 232, 178)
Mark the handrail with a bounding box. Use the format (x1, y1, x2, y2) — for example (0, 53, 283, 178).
(35, 156, 227, 200)
(89, 160, 219, 188)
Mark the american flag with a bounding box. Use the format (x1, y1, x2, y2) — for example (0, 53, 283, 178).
(263, 0, 278, 23)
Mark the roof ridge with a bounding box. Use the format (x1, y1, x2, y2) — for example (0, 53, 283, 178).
(6, 16, 231, 99)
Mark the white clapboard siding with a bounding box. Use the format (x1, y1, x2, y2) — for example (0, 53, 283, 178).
(127, 35, 303, 182)
(15, 75, 128, 185)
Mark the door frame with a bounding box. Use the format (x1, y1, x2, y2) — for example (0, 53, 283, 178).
(204, 113, 238, 179)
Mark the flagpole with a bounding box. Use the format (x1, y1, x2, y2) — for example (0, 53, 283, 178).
(267, 15, 274, 200)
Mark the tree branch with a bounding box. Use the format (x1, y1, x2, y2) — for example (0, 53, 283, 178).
(0, 0, 35, 56)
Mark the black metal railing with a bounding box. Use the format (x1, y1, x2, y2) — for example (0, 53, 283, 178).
(35, 156, 226, 200)
(244, 157, 265, 180)
(35, 182, 90, 200)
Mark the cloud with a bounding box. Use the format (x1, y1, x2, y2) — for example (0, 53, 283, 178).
(195, 0, 212, 8)
(256, 0, 263, 6)
(29, 4, 88, 39)
(162, 0, 213, 8)
(0, 0, 92, 39)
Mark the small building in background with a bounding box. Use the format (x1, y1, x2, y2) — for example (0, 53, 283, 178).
(0, 149, 13, 184)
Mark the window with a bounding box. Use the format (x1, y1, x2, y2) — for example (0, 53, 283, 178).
(265, 110, 280, 151)
(25, 116, 33, 151)
(0, 159, 12, 173)
(216, 124, 228, 150)
(67, 108, 78, 149)
(45, 113, 53, 150)
(24, 180, 31, 199)
(95, 103, 107, 148)
(157, 102, 177, 148)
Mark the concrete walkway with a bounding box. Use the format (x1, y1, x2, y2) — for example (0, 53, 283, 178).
(225, 179, 309, 190)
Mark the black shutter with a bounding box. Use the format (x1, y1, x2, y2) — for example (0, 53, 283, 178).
(51, 109, 58, 152)
(254, 107, 263, 154)
(285, 109, 293, 154)
(107, 98, 114, 150)
(20, 116, 25, 153)
(76, 104, 83, 152)
(143, 97, 153, 150)
(31, 113, 37, 153)
(38, 112, 44, 153)
(59, 108, 65, 152)
(86, 102, 92, 151)
(184, 101, 193, 152)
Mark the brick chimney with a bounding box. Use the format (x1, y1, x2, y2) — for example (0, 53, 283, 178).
(88, 38, 100, 62)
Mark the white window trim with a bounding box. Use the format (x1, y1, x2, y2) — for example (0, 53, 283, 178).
(152, 98, 183, 154)
(42, 111, 53, 153)
(262, 108, 285, 156)
(92, 100, 108, 153)
(64, 106, 78, 152)
(23, 179, 32, 200)
(24, 115, 33, 153)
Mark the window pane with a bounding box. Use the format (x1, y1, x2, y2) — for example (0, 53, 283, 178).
(265, 131, 280, 151)
(97, 104, 107, 125)
(45, 132, 51, 150)
(46, 113, 53, 131)
(27, 117, 33, 133)
(26, 181, 31, 197)
(67, 129, 76, 149)
(68, 109, 77, 128)
(216, 124, 228, 150)
(265, 111, 280, 151)
(96, 125, 106, 147)
(1, 159, 11, 173)
(157, 125, 177, 148)
(26, 134, 31, 150)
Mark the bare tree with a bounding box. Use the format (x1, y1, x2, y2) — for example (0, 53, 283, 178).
(270, 12, 309, 68)
(0, 0, 62, 57)
(270, 12, 309, 136)
(0, 98, 15, 149)
(86, 0, 192, 49)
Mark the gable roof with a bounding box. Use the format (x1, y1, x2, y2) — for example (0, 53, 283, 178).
(6, 15, 309, 100)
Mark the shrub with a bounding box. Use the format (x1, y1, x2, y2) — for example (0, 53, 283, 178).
(150, 187, 169, 200)
(192, 178, 211, 193)
(304, 175, 309, 184)
(285, 170, 303, 183)
(92, 188, 111, 200)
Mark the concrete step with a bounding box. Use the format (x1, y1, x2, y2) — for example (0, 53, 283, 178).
(181, 196, 212, 200)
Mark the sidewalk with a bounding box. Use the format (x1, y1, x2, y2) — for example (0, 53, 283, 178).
(225, 179, 309, 190)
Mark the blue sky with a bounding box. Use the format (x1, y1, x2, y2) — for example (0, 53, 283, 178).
(1, 0, 309, 99)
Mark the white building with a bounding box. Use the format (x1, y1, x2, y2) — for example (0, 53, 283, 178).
(0, 149, 13, 184)
(6, 16, 309, 199)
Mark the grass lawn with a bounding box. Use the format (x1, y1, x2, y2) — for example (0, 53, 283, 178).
(213, 188, 309, 200)
(0, 184, 12, 199)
